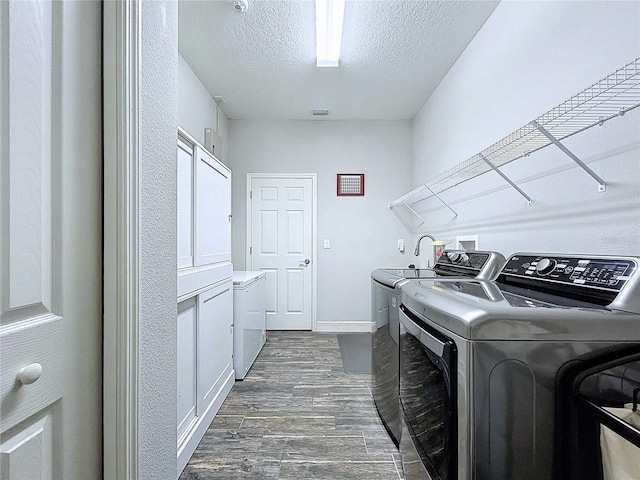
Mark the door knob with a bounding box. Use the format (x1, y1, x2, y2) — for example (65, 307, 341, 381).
(300, 258, 310, 266)
(17, 363, 42, 385)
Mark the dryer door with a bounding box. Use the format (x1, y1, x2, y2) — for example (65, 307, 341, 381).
(399, 305, 458, 480)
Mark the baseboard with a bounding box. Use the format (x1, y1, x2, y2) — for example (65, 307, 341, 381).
(315, 320, 375, 333)
(176, 367, 235, 477)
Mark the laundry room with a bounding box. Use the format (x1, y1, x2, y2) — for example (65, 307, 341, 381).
(3, 1, 638, 479)
(166, 1, 640, 478)
(5, 0, 640, 480)
(176, 0, 639, 334)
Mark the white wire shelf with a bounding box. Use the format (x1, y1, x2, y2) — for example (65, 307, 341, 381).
(390, 58, 640, 230)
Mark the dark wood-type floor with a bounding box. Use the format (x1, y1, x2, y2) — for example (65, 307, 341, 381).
(180, 331, 403, 479)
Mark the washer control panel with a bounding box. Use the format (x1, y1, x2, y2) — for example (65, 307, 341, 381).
(436, 250, 489, 270)
(433, 250, 506, 281)
(501, 254, 638, 292)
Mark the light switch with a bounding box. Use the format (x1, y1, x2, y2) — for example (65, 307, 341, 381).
(397, 239, 405, 252)
(323, 239, 331, 249)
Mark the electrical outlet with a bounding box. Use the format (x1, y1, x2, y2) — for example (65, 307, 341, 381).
(323, 239, 331, 249)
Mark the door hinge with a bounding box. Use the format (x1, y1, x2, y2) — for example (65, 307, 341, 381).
(228, 214, 232, 222)
(249, 190, 252, 199)
(249, 246, 252, 255)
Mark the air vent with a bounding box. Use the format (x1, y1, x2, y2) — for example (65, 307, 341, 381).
(312, 109, 330, 116)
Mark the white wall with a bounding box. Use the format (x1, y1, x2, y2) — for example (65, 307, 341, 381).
(229, 120, 412, 328)
(139, 1, 178, 477)
(411, 1, 640, 258)
(178, 53, 229, 166)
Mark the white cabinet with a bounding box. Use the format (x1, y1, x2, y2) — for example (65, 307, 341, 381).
(177, 138, 195, 269)
(233, 272, 267, 380)
(176, 281, 234, 477)
(177, 298, 197, 441)
(176, 129, 234, 477)
(195, 146, 231, 267)
(198, 282, 233, 407)
(177, 131, 232, 299)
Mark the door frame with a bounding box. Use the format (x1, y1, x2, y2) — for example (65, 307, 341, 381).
(245, 173, 318, 331)
(103, 1, 140, 478)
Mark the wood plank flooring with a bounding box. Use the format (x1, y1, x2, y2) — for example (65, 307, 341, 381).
(180, 331, 402, 479)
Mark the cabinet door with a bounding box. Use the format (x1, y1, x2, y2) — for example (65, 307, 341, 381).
(198, 281, 233, 409)
(177, 298, 197, 441)
(177, 138, 194, 269)
(195, 146, 231, 266)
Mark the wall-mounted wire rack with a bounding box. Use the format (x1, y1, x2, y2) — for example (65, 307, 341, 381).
(390, 58, 640, 233)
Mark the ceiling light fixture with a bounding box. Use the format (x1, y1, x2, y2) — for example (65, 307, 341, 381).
(315, 0, 345, 67)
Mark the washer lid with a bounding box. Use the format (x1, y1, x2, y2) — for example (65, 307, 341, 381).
(372, 250, 507, 288)
(400, 279, 640, 342)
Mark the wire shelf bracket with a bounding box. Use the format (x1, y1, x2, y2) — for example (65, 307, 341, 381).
(479, 153, 532, 206)
(531, 120, 606, 192)
(399, 201, 426, 232)
(427, 186, 459, 217)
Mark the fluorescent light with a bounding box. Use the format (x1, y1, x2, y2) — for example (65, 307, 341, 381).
(315, 0, 345, 67)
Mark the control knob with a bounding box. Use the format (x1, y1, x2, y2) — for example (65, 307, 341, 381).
(535, 258, 556, 276)
(447, 252, 468, 264)
(447, 252, 460, 263)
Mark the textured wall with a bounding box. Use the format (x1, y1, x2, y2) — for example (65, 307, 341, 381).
(178, 54, 229, 164)
(139, 1, 178, 478)
(411, 1, 640, 258)
(229, 120, 412, 325)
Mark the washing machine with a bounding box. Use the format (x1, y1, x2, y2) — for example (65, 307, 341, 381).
(371, 250, 506, 447)
(398, 252, 640, 480)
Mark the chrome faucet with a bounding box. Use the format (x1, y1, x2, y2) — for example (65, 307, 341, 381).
(414, 234, 436, 256)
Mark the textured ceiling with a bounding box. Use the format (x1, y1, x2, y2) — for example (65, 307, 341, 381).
(179, 0, 499, 120)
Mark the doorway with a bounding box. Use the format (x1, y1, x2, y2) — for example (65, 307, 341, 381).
(246, 174, 317, 330)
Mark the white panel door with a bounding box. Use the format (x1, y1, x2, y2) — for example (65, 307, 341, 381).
(0, 2, 101, 479)
(195, 146, 231, 266)
(249, 177, 313, 330)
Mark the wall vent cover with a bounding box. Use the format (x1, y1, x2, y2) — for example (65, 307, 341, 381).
(337, 174, 365, 196)
(312, 109, 330, 116)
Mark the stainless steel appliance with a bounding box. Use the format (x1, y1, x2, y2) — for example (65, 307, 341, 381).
(399, 253, 640, 480)
(371, 250, 506, 447)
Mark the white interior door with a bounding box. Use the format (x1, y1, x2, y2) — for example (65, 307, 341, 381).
(0, 2, 102, 479)
(248, 175, 315, 330)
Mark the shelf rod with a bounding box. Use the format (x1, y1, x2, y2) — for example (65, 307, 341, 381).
(479, 154, 532, 206)
(426, 186, 458, 217)
(531, 120, 606, 192)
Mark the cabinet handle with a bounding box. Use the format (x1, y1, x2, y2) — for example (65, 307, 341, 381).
(17, 363, 43, 385)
